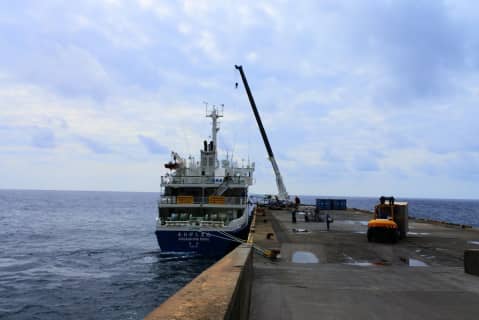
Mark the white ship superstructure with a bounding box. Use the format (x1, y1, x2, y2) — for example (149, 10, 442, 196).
(155, 105, 254, 255)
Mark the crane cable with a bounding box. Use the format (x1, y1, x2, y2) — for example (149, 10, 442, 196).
(202, 229, 275, 258)
(229, 69, 241, 165)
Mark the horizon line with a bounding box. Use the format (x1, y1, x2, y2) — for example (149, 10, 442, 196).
(1, 188, 478, 201)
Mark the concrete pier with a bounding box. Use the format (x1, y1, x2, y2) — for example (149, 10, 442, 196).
(249, 208, 479, 320)
(145, 244, 253, 320)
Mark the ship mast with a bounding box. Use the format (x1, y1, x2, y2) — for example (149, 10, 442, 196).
(206, 104, 223, 165)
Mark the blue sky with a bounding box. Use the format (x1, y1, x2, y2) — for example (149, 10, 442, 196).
(0, 0, 478, 198)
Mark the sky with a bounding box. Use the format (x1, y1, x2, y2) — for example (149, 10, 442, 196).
(0, 0, 478, 199)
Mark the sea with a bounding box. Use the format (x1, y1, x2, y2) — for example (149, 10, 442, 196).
(1, 190, 478, 320)
(0, 190, 215, 320)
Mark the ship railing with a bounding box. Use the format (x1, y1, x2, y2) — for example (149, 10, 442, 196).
(163, 221, 191, 227)
(161, 175, 252, 186)
(199, 221, 225, 228)
(159, 196, 247, 206)
(163, 220, 225, 228)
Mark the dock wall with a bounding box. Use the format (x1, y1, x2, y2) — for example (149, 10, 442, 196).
(145, 244, 253, 320)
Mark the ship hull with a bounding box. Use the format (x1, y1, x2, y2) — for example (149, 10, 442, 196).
(155, 218, 251, 257)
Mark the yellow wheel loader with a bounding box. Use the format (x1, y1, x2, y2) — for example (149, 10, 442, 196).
(367, 196, 402, 243)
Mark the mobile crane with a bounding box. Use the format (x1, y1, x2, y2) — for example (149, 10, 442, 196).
(235, 65, 289, 202)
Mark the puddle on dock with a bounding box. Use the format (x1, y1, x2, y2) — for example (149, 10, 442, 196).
(400, 257, 429, 267)
(292, 251, 319, 264)
(408, 259, 428, 267)
(354, 231, 366, 234)
(343, 254, 389, 267)
(344, 260, 390, 267)
(343, 254, 428, 267)
(408, 232, 430, 236)
(421, 255, 435, 260)
(468, 241, 479, 245)
(343, 220, 369, 226)
(292, 228, 310, 233)
(345, 261, 374, 267)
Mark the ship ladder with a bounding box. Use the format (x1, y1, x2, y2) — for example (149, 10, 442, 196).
(213, 178, 231, 196)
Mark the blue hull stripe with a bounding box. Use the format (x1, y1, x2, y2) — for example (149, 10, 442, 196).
(155, 220, 251, 257)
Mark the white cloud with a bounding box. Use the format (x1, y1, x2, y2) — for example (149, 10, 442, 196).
(246, 52, 258, 63)
(0, 0, 478, 198)
(196, 31, 223, 62)
(137, 0, 172, 17)
(177, 22, 192, 35)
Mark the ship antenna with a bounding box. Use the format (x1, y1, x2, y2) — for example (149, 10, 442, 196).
(206, 104, 223, 165)
(203, 101, 208, 115)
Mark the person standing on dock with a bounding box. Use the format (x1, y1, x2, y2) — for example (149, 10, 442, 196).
(292, 196, 300, 224)
(326, 213, 333, 231)
(295, 196, 300, 209)
(314, 207, 320, 222)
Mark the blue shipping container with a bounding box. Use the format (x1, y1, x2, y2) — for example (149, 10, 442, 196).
(316, 199, 347, 210)
(316, 199, 332, 210)
(333, 199, 347, 210)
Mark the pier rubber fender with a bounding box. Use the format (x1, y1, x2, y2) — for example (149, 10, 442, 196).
(464, 249, 479, 276)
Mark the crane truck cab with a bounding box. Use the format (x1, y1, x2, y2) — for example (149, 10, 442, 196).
(367, 196, 401, 243)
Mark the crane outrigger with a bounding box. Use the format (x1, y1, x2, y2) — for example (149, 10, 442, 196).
(235, 65, 289, 201)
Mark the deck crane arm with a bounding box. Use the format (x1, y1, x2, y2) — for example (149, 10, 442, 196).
(235, 65, 289, 201)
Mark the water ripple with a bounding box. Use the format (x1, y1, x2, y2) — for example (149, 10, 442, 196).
(0, 190, 216, 320)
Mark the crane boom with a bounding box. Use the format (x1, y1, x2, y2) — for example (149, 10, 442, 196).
(235, 65, 288, 201)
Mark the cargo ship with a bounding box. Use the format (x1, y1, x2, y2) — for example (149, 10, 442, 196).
(155, 105, 254, 256)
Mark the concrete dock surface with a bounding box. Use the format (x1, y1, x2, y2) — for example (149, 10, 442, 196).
(249, 208, 479, 320)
